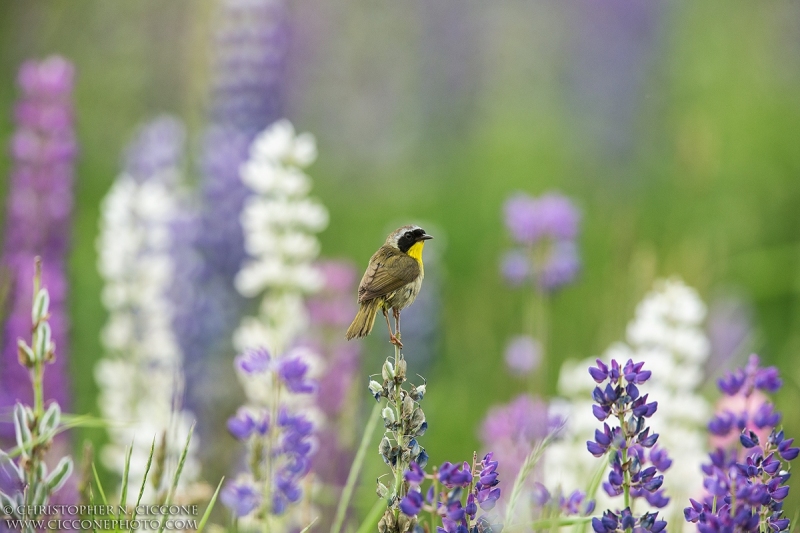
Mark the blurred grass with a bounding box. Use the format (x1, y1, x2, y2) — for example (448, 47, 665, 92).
(2, 0, 800, 519)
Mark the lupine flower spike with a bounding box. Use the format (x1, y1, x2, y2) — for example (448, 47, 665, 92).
(586, 358, 669, 533)
(684, 354, 797, 532)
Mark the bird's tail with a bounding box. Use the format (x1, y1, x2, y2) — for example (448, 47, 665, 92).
(345, 299, 381, 340)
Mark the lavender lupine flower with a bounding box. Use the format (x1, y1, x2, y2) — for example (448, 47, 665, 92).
(94, 116, 199, 497)
(684, 355, 797, 532)
(504, 336, 541, 375)
(222, 347, 317, 525)
(501, 192, 581, 292)
(480, 394, 555, 499)
(1, 57, 76, 438)
(398, 453, 503, 532)
(172, 0, 289, 429)
(586, 358, 669, 532)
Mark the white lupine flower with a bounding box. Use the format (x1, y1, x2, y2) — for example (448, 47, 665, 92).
(544, 278, 711, 531)
(233, 120, 329, 356)
(94, 160, 200, 499)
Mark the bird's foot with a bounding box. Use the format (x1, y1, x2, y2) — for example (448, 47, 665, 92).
(390, 333, 403, 348)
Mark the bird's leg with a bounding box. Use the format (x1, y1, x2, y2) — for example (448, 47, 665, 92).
(383, 307, 403, 348)
(393, 308, 401, 344)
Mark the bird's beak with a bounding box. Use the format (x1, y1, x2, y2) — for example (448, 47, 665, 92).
(419, 234, 433, 241)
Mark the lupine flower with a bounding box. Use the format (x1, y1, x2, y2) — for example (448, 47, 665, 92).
(398, 453, 503, 531)
(94, 116, 199, 496)
(504, 335, 541, 375)
(481, 394, 556, 500)
(233, 119, 328, 353)
(172, 0, 289, 436)
(546, 279, 710, 529)
(684, 355, 797, 532)
(501, 192, 581, 292)
(1, 57, 76, 439)
(220, 477, 261, 517)
(585, 358, 669, 532)
(222, 347, 317, 524)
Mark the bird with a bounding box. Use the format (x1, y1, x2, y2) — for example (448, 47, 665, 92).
(345, 225, 433, 347)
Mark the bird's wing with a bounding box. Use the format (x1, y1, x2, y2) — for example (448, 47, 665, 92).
(357, 246, 420, 303)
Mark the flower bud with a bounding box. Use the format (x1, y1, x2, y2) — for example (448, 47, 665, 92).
(382, 360, 395, 381)
(411, 383, 426, 401)
(376, 480, 389, 499)
(368, 380, 383, 400)
(395, 357, 407, 381)
(382, 407, 396, 424)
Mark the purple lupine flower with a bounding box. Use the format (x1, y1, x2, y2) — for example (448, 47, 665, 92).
(503, 192, 580, 245)
(227, 408, 268, 440)
(236, 346, 273, 374)
(224, 345, 317, 521)
(278, 355, 317, 394)
(1, 57, 76, 439)
(174, 0, 289, 431)
(500, 249, 531, 286)
(684, 355, 797, 532)
(504, 335, 541, 375)
(586, 358, 670, 532)
(221, 478, 261, 517)
(536, 240, 581, 291)
(501, 192, 581, 292)
(439, 461, 472, 488)
(398, 452, 502, 530)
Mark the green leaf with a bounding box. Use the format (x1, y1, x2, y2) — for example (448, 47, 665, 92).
(119, 441, 134, 513)
(330, 402, 382, 533)
(129, 437, 156, 531)
(196, 477, 224, 533)
(157, 423, 195, 533)
(298, 517, 318, 533)
(91, 462, 109, 506)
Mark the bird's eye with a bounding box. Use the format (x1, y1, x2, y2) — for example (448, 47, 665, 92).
(404, 232, 413, 239)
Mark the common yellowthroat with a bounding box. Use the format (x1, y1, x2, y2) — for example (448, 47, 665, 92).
(345, 225, 433, 347)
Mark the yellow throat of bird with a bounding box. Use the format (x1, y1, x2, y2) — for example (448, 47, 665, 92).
(406, 241, 425, 275)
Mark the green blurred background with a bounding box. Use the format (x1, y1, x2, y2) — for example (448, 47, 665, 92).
(1, 0, 800, 519)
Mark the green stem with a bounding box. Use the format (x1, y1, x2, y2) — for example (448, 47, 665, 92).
(330, 402, 382, 533)
(530, 288, 550, 395)
(262, 374, 281, 533)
